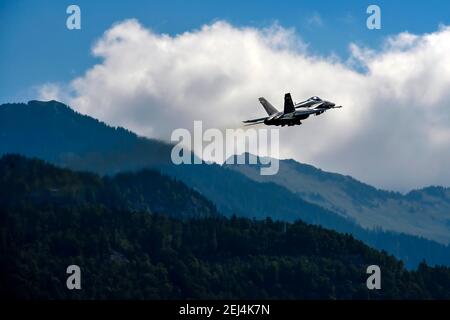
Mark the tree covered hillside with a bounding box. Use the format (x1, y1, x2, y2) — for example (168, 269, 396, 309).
(1, 155, 450, 299)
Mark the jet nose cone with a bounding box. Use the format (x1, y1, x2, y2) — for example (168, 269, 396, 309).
(327, 102, 335, 107)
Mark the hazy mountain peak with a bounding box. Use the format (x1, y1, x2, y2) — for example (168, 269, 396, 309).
(226, 153, 450, 244)
(0, 100, 173, 174)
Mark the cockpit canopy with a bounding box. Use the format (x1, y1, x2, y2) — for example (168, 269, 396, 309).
(310, 96, 322, 101)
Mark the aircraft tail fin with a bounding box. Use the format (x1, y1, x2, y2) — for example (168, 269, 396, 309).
(258, 97, 278, 115)
(284, 93, 295, 113)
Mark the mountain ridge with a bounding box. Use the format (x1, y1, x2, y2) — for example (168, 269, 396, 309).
(2, 154, 450, 299)
(2, 100, 450, 268)
(225, 153, 450, 244)
(0, 154, 218, 219)
(0, 100, 173, 173)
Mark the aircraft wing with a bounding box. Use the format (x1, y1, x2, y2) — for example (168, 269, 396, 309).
(294, 109, 323, 116)
(243, 116, 267, 124)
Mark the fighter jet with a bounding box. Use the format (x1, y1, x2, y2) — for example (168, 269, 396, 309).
(243, 93, 342, 127)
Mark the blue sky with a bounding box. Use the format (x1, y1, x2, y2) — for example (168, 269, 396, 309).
(1, 0, 449, 103)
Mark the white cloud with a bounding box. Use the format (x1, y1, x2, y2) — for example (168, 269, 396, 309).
(307, 12, 324, 27)
(38, 83, 63, 101)
(38, 20, 450, 191)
